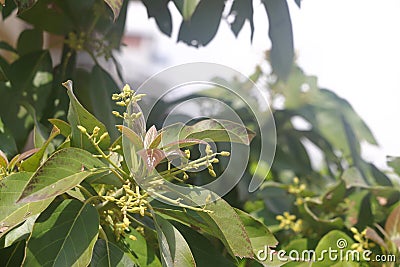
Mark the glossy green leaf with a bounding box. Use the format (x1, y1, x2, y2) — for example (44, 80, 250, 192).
(17, 148, 107, 203)
(24, 199, 99, 267)
(153, 213, 196, 267)
(262, 0, 294, 80)
(178, 0, 225, 47)
(120, 227, 162, 267)
(90, 239, 136, 267)
(0, 240, 25, 267)
(63, 80, 111, 152)
(104, 0, 123, 21)
(142, 0, 172, 36)
(16, 29, 43, 56)
(20, 126, 60, 172)
(0, 172, 52, 238)
(235, 209, 278, 254)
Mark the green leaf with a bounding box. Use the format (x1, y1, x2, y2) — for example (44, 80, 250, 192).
(120, 227, 162, 267)
(90, 239, 136, 267)
(89, 65, 119, 140)
(1, 0, 16, 19)
(312, 230, 356, 266)
(161, 119, 255, 147)
(16, 29, 43, 56)
(17, 148, 107, 203)
(14, 0, 37, 14)
(49, 118, 71, 137)
(178, 0, 225, 47)
(63, 80, 111, 152)
(229, 0, 254, 40)
(20, 126, 60, 172)
(173, 0, 200, 21)
(142, 0, 172, 36)
(4, 214, 38, 247)
(103, 0, 123, 21)
(172, 223, 236, 267)
(0, 240, 25, 267)
(24, 199, 99, 267)
(153, 213, 196, 267)
(0, 172, 53, 238)
(18, 1, 73, 34)
(156, 196, 254, 258)
(262, 0, 294, 80)
(235, 209, 278, 254)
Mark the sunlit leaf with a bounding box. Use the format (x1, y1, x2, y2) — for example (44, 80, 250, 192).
(63, 80, 110, 152)
(48, 118, 71, 137)
(24, 199, 99, 267)
(0, 172, 53, 239)
(17, 148, 107, 203)
(20, 126, 60, 172)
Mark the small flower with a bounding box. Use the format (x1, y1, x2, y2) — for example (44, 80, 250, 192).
(77, 125, 87, 134)
(350, 227, 375, 252)
(276, 212, 296, 230)
(128, 235, 137, 241)
(208, 169, 217, 178)
(184, 149, 190, 159)
(220, 151, 230, 157)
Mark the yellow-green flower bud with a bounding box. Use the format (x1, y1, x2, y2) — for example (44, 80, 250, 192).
(220, 151, 230, 157)
(77, 125, 87, 134)
(208, 169, 217, 177)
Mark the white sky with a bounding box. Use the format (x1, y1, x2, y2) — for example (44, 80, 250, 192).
(124, 0, 400, 168)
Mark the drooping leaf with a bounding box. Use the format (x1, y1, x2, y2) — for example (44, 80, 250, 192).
(142, 0, 172, 36)
(16, 29, 43, 56)
(24, 199, 99, 267)
(90, 239, 136, 267)
(63, 80, 111, 152)
(17, 148, 107, 203)
(103, 0, 123, 21)
(262, 0, 294, 80)
(0, 172, 53, 239)
(229, 0, 254, 41)
(20, 126, 60, 172)
(178, 0, 225, 47)
(121, 226, 162, 267)
(153, 213, 196, 267)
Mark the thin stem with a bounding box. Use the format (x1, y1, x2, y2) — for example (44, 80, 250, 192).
(76, 185, 93, 198)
